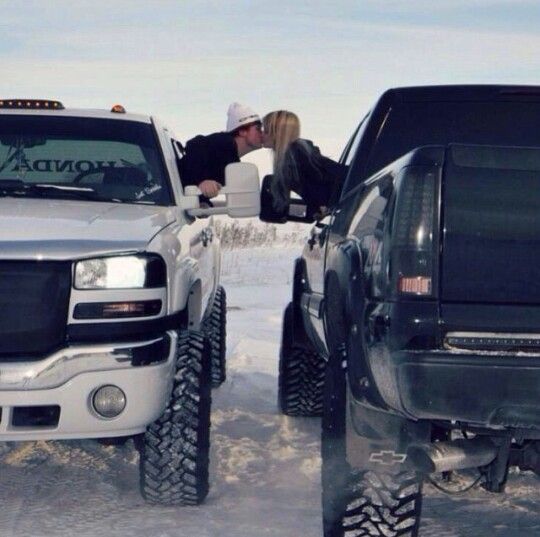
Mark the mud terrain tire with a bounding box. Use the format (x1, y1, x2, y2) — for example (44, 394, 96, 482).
(278, 303, 326, 416)
(204, 286, 227, 387)
(140, 330, 212, 505)
(321, 354, 423, 536)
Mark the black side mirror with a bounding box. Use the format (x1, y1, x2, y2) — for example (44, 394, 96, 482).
(259, 175, 314, 224)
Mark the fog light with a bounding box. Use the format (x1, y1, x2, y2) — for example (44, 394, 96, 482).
(92, 385, 126, 418)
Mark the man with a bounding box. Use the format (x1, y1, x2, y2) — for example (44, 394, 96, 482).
(180, 102, 263, 198)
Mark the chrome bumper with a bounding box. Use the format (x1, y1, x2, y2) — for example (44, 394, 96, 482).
(0, 336, 169, 391)
(0, 332, 178, 440)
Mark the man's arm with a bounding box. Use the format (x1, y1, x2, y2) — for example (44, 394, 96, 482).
(181, 135, 222, 198)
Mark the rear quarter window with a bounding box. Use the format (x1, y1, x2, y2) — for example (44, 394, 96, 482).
(364, 101, 540, 180)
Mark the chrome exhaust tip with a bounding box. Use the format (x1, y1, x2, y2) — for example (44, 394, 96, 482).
(407, 437, 498, 474)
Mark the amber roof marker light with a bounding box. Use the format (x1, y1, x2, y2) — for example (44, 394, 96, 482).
(0, 99, 65, 110)
(111, 104, 126, 114)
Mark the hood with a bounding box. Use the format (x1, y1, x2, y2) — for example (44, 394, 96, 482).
(0, 198, 177, 260)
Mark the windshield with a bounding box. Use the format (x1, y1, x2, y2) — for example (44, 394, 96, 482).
(0, 115, 171, 205)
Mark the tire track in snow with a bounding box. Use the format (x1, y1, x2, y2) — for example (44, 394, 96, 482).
(0, 441, 136, 537)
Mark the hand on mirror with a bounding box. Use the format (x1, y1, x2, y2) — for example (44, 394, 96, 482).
(198, 180, 222, 198)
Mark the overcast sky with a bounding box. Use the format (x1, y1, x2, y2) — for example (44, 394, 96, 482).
(2, 0, 540, 165)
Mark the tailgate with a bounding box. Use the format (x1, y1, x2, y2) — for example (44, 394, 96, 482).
(442, 144, 540, 304)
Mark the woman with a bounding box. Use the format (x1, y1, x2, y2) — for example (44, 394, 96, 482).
(262, 110, 347, 219)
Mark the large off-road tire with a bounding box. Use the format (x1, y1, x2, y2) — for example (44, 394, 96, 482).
(204, 286, 227, 388)
(278, 302, 326, 417)
(321, 354, 423, 537)
(140, 330, 212, 506)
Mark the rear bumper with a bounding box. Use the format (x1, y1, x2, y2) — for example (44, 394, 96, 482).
(0, 332, 177, 440)
(370, 347, 540, 429)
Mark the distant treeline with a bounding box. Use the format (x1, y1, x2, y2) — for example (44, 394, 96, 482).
(214, 221, 307, 250)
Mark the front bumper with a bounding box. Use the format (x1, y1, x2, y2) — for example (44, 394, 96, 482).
(369, 346, 540, 429)
(0, 331, 177, 440)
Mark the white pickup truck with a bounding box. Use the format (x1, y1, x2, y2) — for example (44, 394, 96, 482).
(0, 99, 260, 506)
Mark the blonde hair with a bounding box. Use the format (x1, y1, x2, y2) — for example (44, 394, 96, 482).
(263, 111, 300, 173)
(263, 110, 301, 211)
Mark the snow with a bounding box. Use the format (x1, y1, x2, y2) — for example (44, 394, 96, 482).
(1, 246, 539, 536)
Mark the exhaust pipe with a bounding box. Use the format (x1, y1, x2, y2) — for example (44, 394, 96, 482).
(407, 437, 498, 474)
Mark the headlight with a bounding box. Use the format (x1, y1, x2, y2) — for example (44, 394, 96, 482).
(74, 255, 166, 289)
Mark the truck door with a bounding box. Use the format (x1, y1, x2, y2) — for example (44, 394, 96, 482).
(303, 213, 333, 351)
(154, 120, 217, 318)
(171, 147, 216, 313)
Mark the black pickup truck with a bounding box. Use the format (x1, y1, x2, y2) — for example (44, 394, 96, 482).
(268, 85, 540, 537)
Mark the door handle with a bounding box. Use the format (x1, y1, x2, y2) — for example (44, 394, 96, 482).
(308, 223, 329, 250)
(318, 224, 329, 245)
(307, 228, 317, 250)
(201, 228, 213, 247)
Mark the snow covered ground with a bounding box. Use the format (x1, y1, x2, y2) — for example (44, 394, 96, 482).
(1, 246, 539, 536)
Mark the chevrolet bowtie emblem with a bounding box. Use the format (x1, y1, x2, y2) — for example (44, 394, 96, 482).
(369, 450, 407, 465)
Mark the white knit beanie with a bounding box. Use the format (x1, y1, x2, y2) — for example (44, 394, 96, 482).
(226, 102, 260, 132)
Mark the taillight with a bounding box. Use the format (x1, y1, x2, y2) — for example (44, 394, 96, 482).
(398, 275, 431, 294)
(391, 166, 440, 298)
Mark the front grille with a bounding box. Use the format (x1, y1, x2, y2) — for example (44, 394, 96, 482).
(0, 261, 71, 356)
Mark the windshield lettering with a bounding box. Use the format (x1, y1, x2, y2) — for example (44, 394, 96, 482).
(11, 159, 119, 173)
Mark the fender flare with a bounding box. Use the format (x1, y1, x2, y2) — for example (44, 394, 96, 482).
(324, 239, 385, 406)
(324, 239, 363, 353)
(187, 279, 203, 331)
(292, 256, 306, 307)
(289, 257, 314, 350)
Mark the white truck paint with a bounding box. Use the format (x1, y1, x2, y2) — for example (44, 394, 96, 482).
(0, 103, 259, 440)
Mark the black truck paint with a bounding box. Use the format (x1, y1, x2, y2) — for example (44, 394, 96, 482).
(274, 85, 540, 536)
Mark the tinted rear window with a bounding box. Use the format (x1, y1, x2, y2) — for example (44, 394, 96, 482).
(364, 101, 540, 180)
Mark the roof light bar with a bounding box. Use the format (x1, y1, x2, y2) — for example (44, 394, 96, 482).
(0, 99, 65, 110)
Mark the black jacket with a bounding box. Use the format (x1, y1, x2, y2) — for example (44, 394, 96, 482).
(283, 139, 348, 216)
(179, 132, 239, 187)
